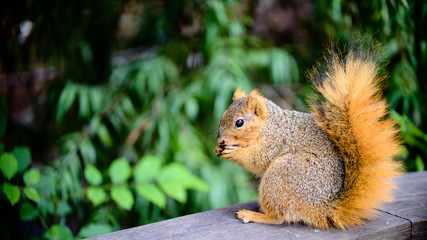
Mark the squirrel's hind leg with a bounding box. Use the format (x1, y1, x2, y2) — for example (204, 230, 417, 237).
(236, 209, 283, 224)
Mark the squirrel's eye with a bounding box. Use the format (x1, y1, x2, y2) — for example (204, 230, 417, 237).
(235, 119, 244, 127)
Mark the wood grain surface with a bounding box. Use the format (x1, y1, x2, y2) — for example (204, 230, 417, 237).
(87, 171, 427, 240)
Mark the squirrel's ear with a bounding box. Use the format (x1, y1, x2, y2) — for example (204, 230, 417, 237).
(244, 89, 267, 119)
(233, 88, 246, 101)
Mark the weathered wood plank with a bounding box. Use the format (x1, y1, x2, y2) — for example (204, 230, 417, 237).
(88, 171, 427, 240)
(378, 171, 427, 239)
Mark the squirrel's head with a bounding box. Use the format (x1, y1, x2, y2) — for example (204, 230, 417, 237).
(214, 88, 268, 158)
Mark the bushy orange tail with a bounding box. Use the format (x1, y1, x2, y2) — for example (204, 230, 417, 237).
(308, 41, 403, 229)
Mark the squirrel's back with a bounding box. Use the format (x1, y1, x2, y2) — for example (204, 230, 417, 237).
(308, 41, 403, 228)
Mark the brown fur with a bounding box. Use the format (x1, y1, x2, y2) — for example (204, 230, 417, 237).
(214, 42, 403, 229)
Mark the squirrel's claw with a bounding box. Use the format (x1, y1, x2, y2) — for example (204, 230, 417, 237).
(214, 145, 225, 157)
(215, 140, 239, 159)
(218, 145, 239, 159)
(214, 141, 227, 157)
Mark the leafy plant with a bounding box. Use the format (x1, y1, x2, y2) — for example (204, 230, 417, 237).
(1, 147, 36, 205)
(0, 145, 209, 239)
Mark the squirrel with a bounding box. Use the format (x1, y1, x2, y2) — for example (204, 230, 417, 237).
(214, 42, 403, 229)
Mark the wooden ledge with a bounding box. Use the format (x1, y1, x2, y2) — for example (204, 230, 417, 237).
(88, 171, 427, 240)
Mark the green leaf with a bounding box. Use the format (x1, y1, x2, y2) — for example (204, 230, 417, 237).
(0, 153, 18, 180)
(185, 175, 210, 192)
(134, 155, 162, 182)
(270, 49, 289, 84)
(415, 155, 425, 171)
(78, 86, 90, 117)
(23, 187, 40, 203)
(135, 70, 146, 98)
(159, 163, 209, 191)
(248, 49, 269, 67)
(90, 115, 101, 131)
(79, 138, 96, 164)
(210, 1, 228, 25)
(3, 182, 20, 205)
(20, 202, 38, 220)
(136, 183, 166, 208)
(185, 98, 199, 120)
(156, 119, 170, 156)
(96, 124, 112, 147)
(56, 201, 72, 216)
(108, 158, 131, 184)
(85, 165, 103, 186)
(121, 97, 135, 116)
(35, 173, 56, 196)
(23, 169, 40, 186)
(158, 180, 187, 203)
(44, 225, 73, 240)
(79, 223, 113, 238)
(110, 186, 134, 210)
(56, 83, 77, 122)
(229, 20, 245, 38)
(90, 87, 104, 112)
(87, 186, 107, 206)
(11, 146, 31, 173)
(156, 163, 209, 203)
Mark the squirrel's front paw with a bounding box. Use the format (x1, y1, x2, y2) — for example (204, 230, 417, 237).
(219, 145, 238, 160)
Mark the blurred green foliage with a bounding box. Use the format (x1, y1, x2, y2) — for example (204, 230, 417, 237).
(0, 0, 426, 239)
